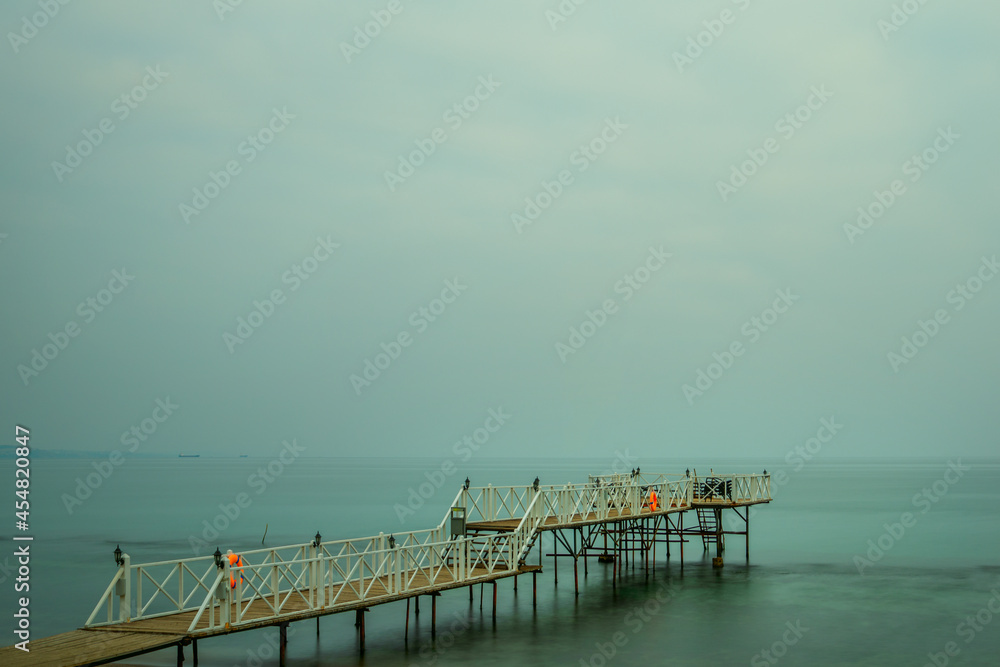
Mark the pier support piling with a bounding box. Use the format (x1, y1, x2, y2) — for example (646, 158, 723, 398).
(553, 535, 558, 584)
(680, 512, 684, 569)
(746, 509, 750, 561)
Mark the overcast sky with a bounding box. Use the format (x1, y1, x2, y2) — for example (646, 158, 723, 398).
(2, 1, 998, 461)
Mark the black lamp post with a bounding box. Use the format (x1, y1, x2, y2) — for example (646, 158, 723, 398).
(464, 477, 470, 490)
(313, 532, 322, 548)
(114, 545, 123, 566)
(388, 534, 396, 549)
(763, 469, 767, 476)
(532, 477, 539, 491)
(685, 468, 690, 477)
(214, 547, 223, 569)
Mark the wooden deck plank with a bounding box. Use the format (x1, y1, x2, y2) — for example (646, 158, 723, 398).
(467, 498, 768, 533)
(94, 563, 534, 637)
(0, 564, 542, 666)
(0, 629, 184, 667)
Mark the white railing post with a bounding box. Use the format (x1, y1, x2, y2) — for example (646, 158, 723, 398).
(487, 484, 494, 520)
(308, 543, 314, 608)
(358, 553, 365, 601)
(384, 547, 392, 595)
(271, 558, 279, 611)
(234, 560, 242, 620)
(461, 538, 468, 580)
(221, 560, 232, 627)
(395, 546, 402, 593)
(135, 567, 142, 619)
(117, 554, 131, 623)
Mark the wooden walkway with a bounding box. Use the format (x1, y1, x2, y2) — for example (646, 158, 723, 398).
(0, 564, 538, 667)
(1, 629, 185, 667)
(466, 496, 763, 532)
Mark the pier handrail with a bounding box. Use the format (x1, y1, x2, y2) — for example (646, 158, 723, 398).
(84, 560, 127, 626)
(510, 488, 545, 565)
(85, 471, 771, 632)
(690, 473, 771, 503)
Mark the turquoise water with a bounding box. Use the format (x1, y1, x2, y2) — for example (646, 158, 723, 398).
(2, 457, 999, 666)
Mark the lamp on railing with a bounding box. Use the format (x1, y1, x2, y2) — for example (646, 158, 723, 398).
(313, 531, 322, 548)
(464, 477, 470, 490)
(114, 545, 123, 567)
(213, 547, 224, 569)
(532, 477, 539, 491)
(685, 468, 690, 477)
(388, 534, 396, 549)
(763, 469, 767, 475)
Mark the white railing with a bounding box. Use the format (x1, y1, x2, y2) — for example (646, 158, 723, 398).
(690, 473, 770, 504)
(86, 471, 770, 632)
(459, 477, 694, 526)
(85, 532, 518, 632)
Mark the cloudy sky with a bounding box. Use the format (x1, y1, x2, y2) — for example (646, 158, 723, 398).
(2, 1, 998, 461)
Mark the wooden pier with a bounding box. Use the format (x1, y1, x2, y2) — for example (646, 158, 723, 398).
(1, 470, 770, 666)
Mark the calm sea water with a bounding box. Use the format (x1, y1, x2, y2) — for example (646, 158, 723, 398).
(2, 457, 999, 666)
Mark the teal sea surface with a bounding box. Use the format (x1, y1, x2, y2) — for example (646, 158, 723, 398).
(2, 457, 998, 666)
